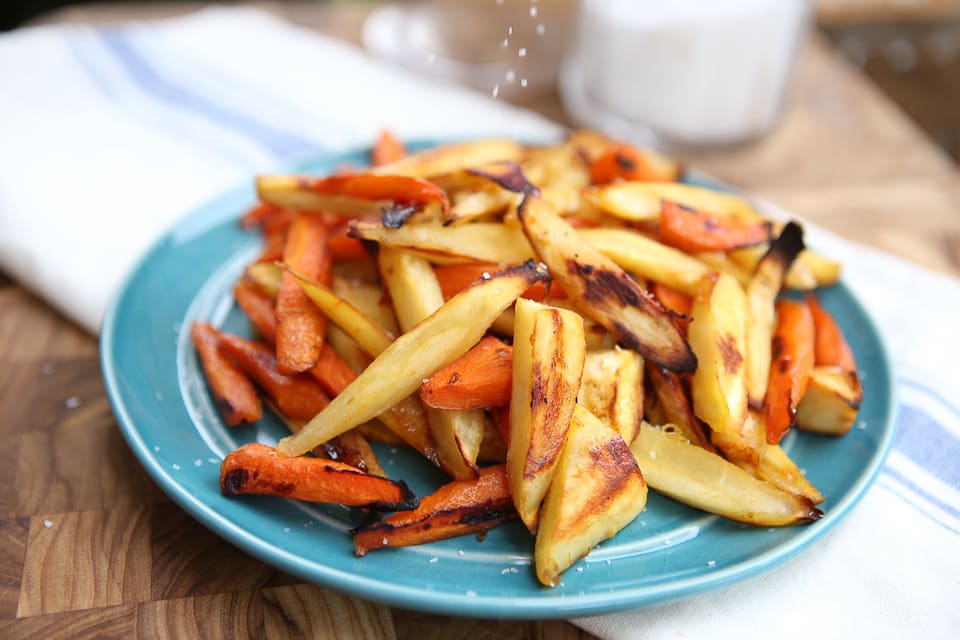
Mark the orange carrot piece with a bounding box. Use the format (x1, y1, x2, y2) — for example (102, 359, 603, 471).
(371, 129, 407, 166)
(218, 333, 330, 421)
(659, 200, 771, 253)
(328, 235, 370, 261)
(221, 443, 416, 510)
(806, 294, 857, 371)
(352, 464, 515, 555)
(275, 212, 331, 374)
(433, 263, 563, 302)
(306, 174, 449, 217)
(309, 344, 358, 397)
(234, 281, 277, 343)
(191, 323, 262, 426)
(765, 299, 816, 445)
(240, 202, 283, 229)
(589, 144, 677, 184)
(651, 282, 692, 333)
(420, 336, 513, 410)
(255, 215, 290, 264)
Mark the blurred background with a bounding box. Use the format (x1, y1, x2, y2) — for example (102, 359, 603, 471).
(3, 0, 958, 162)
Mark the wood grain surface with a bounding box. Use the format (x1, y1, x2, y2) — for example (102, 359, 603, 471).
(3, 1, 959, 638)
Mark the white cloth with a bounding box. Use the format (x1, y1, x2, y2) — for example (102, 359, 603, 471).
(1, 8, 957, 639)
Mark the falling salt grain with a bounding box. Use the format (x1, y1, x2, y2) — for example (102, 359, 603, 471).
(520, 78, 528, 88)
(505, 69, 516, 83)
(508, 26, 513, 35)
(492, 84, 500, 98)
(65, 396, 80, 409)
(536, 24, 546, 36)
(43, 519, 53, 529)
(707, 560, 717, 567)
(429, 557, 439, 564)
(41, 362, 55, 375)
(518, 47, 527, 58)
(501, 38, 509, 48)
(530, 7, 538, 17)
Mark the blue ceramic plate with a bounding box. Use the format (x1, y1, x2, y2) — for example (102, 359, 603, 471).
(101, 143, 896, 619)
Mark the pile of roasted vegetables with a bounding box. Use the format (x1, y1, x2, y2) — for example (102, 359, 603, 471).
(192, 130, 864, 587)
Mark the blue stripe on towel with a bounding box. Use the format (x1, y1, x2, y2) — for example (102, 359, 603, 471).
(882, 465, 960, 524)
(98, 28, 317, 159)
(893, 403, 960, 489)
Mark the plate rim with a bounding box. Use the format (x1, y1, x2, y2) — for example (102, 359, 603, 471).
(100, 141, 898, 619)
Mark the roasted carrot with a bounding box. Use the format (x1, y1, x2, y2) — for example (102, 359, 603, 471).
(275, 212, 331, 374)
(221, 443, 416, 510)
(217, 333, 330, 421)
(806, 294, 857, 371)
(420, 336, 513, 410)
(234, 281, 277, 343)
(659, 200, 771, 253)
(433, 263, 563, 302)
(371, 129, 407, 166)
(310, 344, 358, 397)
(240, 202, 283, 229)
(352, 464, 515, 555)
(305, 174, 449, 217)
(765, 299, 816, 445)
(190, 323, 262, 426)
(650, 282, 692, 333)
(328, 235, 370, 261)
(588, 144, 677, 184)
(255, 211, 293, 264)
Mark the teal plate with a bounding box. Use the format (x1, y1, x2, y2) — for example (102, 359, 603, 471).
(101, 142, 897, 619)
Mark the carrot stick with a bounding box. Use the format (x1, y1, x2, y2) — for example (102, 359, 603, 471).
(650, 282, 692, 333)
(255, 213, 291, 264)
(328, 235, 370, 261)
(765, 299, 816, 445)
(221, 443, 416, 510)
(420, 335, 513, 410)
(234, 281, 277, 343)
(588, 144, 677, 184)
(659, 200, 771, 253)
(275, 212, 331, 374)
(352, 464, 515, 555)
(806, 294, 857, 371)
(190, 323, 262, 426)
(217, 332, 330, 421)
(371, 129, 407, 166)
(310, 344, 358, 397)
(306, 174, 449, 217)
(433, 263, 562, 301)
(240, 202, 283, 229)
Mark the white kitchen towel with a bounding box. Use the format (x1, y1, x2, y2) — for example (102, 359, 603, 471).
(1, 8, 957, 639)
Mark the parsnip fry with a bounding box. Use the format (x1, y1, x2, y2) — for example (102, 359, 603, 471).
(277, 261, 549, 456)
(630, 423, 822, 526)
(745, 221, 805, 407)
(688, 272, 748, 434)
(369, 138, 523, 178)
(221, 443, 416, 510)
(349, 221, 534, 264)
(577, 349, 644, 444)
(508, 298, 586, 532)
(518, 195, 696, 372)
(796, 366, 863, 436)
(579, 227, 711, 296)
(379, 246, 485, 479)
(535, 406, 647, 586)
